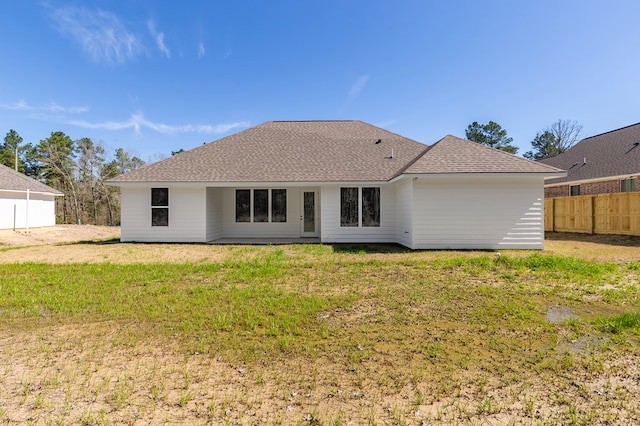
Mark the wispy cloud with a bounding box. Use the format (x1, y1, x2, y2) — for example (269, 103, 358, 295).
(147, 20, 170, 58)
(197, 42, 206, 58)
(47, 5, 143, 64)
(0, 100, 90, 114)
(68, 114, 250, 135)
(347, 74, 370, 103)
(374, 119, 399, 128)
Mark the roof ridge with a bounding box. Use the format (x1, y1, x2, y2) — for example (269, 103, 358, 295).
(393, 144, 434, 178)
(581, 121, 640, 141)
(270, 120, 358, 123)
(402, 135, 565, 175)
(443, 134, 563, 168)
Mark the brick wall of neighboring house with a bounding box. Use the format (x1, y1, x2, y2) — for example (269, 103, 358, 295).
(580, 179, 622, 195)
(545, 186, 569, 198)
(545, 178, 639, 198)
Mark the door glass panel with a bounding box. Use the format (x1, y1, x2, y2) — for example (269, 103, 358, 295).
(304, 192, 315, 232)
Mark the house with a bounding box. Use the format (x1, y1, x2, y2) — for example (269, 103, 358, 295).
(0, 163, 63, 230)
(538, 122, 640, 197)
(107, 120, 564, 249)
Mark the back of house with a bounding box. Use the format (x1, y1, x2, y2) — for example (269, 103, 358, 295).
(107, 120, 564, 249)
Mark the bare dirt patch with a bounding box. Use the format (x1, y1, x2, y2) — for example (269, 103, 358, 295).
(1, 324, 638, 425)
(544, 232, 640, 262)
(0, 225, 228, 264)
(0, 225, 120, 247)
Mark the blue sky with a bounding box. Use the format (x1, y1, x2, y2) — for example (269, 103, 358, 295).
(1, 1, 639, 162)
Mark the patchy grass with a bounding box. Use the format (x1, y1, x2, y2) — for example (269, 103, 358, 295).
(597, 312, 640, 334)
(0, 243, 639, 424)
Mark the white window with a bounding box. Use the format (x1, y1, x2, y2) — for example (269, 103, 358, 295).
(235, 189, 287, 223)
(340, 187, 380, 227)
(151, 188, 169, 226)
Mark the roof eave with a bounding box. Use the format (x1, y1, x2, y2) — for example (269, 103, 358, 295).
(0, 188, 64, 196)
(391, 171, 567, 182)
(107, 179, 394, 187)
(545, 172, 640, 187)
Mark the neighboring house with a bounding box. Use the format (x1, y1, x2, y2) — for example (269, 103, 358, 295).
(0, 163, 63, 230)
(107, 121, 564, 249)
(538, 122, 640, 197)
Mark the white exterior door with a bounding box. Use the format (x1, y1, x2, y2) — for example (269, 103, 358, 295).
(301, 189, 319, 237)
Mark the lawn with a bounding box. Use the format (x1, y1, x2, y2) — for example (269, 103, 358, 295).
(1, 238, 639, 425)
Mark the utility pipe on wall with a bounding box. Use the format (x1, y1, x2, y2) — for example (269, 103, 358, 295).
(26, 188, 30, 234)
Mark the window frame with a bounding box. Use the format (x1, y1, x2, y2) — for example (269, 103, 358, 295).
(621, 178, 637, 193)
(570, 185, 580, 196)
(340, 186, 381, 228)
(235, 189, 251, 223)
(271, 189, 287, 223)
(151, 187, 169, 227)
(361, 187, 381, 227)
(235, 189, 287, 223)
(340, 187, 359, 227)
(253, 189, 269, 223)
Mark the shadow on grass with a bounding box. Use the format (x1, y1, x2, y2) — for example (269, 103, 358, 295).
(545, 232, 640, 248)
(61, 237, 122, 246)
(330, 243, 410, 254)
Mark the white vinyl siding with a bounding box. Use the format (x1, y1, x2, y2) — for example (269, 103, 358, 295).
(321, 184, 396, 243)
(206, 187, 223, 241)
(117, 176, 546, 250)
(0, 191, 56, 229)
(120, 186, 207, 242)
(394, 178, 414, 248)
(221, 187, 301, 238)
(411, 176, 545, 249)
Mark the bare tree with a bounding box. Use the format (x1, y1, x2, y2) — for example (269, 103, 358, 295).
(524, 119, 583, 160)
(548, 119, 583, 152)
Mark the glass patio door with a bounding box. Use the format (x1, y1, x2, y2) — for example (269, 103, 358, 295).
(301, 190, 319, 237)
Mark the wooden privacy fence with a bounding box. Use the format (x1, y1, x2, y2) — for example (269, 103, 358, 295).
(545, 192, 640, 236)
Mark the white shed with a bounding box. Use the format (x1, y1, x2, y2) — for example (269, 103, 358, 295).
(0, 164, 63, 230)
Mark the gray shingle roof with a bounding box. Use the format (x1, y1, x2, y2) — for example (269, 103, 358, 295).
(0, 163, 63, 195)
(403, 135, 564, 174)
(109, 121, 428, 183)
(538, 122, 640, 185)
(108, 121, 564, 184)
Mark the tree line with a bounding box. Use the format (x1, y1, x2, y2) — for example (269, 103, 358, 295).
(465, 118, 583, 159)
(1, 129, 144, 225)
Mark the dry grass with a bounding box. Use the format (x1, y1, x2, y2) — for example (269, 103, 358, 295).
(0, 229, 639, 424)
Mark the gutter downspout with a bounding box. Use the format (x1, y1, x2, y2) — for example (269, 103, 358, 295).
(26, 188, 30, 234)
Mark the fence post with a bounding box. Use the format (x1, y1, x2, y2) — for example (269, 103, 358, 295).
(591, 195, 596, 234)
